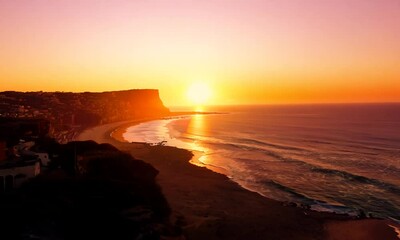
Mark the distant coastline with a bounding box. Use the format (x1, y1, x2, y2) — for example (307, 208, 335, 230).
(0, 90, 170, 143)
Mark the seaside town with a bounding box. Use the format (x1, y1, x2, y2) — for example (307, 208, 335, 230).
(0, 90, 177, 239)
(0, 89, 171, 195)
(0, 89, 169, 190)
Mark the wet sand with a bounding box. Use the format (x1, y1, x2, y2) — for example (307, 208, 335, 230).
(77, 120, 399, 240)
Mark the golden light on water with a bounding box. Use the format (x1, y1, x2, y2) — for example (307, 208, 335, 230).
(187, 114, 207, 135)
(187, 114, 208, 165)
(186, 114, 229, 175)
(186, 115, 213, 168)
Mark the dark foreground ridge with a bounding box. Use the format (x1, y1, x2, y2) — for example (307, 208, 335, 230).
(0, 140, 181, 239)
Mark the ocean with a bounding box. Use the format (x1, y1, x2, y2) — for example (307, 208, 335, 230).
(122, 104, 400, 220)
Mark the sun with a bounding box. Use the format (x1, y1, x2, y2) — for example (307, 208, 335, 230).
(187, 82, 212, 106)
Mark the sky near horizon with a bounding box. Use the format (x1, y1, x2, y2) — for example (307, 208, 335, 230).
(0, 0, 399, 107)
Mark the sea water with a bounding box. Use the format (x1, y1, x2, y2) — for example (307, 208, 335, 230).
(123, 104, 400, 220)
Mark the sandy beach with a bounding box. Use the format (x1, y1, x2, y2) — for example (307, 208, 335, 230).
(77, 120, 399, 240)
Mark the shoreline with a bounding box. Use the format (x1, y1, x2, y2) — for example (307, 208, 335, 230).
(77, 118, 400, 240)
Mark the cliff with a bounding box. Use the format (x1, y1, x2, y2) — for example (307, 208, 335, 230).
(0, 89, 170, 142)
(78, 89, 170, 123)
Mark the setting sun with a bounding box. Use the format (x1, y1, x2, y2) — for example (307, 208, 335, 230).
(187, 82, 212, 106)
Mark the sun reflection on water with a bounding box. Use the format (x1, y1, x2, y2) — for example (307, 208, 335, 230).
(186, 114, 207, 154)
(184, 115, 228, 175)
(181, 114, 209, 167)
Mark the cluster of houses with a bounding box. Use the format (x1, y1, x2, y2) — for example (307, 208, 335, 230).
(0, 118, 51, 193)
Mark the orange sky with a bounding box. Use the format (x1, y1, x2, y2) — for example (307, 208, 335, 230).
(0, 0, 399, 107)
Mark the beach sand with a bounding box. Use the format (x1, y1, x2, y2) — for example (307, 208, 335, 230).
(77, 120, 399, 240)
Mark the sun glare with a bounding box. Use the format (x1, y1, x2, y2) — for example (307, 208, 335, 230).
(187, 82, 212, 107)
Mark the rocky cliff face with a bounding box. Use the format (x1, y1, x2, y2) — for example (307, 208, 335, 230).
(0, 89, 169, 123)
(0, 89, 170, 141)
(77, 89, 170, 123)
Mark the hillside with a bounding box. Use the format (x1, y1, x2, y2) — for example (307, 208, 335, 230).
(0, 89, 170, 142)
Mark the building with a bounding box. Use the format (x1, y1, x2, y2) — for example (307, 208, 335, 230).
(0, 118, 50, 193)
(0, 139, 44, 193)
(0, 157, 40, 193)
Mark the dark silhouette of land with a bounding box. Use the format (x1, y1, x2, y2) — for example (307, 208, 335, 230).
(0, 140, 181, 239)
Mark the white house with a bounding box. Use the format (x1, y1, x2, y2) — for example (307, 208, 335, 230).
(0, 158, 40, 193)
